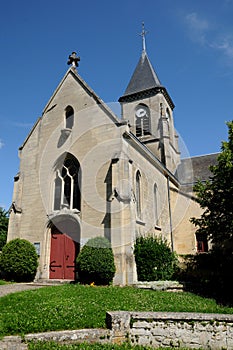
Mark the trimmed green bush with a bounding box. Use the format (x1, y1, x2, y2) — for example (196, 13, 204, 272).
(76, 236, 116, 285)
(134, 235, 178, 281)
(0, 207, 8, 250)
(0, 238, 38, 282)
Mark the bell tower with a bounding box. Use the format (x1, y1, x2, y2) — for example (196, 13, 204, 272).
(119, 24, 180, 174)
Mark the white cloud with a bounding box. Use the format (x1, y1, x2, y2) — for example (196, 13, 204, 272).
(185, 12, 233, 61)
(185, 12, 210, 45)
(210, 37, 233, 60)
(0, 139, 4, 149)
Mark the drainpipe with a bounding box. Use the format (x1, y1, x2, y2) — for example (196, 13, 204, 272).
(167, 176, 174, 252)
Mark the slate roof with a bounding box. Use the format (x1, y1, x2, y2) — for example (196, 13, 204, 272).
(119, 50, 174, 109)
(176, 153, 219, 185)
(123, 51, 161, 96)
(191, 153, 219, 182)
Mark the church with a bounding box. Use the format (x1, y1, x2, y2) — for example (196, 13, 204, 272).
(7, 31, 216, 285)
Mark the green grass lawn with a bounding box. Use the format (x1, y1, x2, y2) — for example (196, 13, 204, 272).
(1, 284, 233, 337)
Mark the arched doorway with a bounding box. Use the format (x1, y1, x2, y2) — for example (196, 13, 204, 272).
(49, 218, 80, 280)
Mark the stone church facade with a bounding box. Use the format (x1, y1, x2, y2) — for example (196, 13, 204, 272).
(7, 47, 215, 285)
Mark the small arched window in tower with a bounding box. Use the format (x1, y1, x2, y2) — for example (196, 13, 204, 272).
(154, 183, 159, 226)
(166, 108, 170, 120)
(53, 155, 81, 211)
(65, 106, 74, 129)
(135, 104, 150, 137)
(166, 108, 170, 134)
(136, 171, 142, 219)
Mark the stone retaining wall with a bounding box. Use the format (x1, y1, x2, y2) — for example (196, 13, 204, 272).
(2, 311, 233, 349)
(107, 311, 233, 349)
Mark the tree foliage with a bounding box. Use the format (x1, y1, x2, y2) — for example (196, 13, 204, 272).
(76, 236, 116, 285)
(191, 121, 233, 302)
(134, 235, 178, 281)
(0, 238, 38, 282)
(0, 207, 9, 250)
(191, 121, 233, 250)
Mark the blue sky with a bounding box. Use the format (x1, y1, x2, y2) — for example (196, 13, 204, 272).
(1, 0, 233, 209)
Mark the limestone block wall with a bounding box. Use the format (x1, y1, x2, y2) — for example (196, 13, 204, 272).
(107, 311, 233, 349)
(5, 311, 233, 349)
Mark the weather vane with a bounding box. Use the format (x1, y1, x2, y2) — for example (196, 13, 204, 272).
(140, 22, 148, 52)
(67, 52, 80, 68)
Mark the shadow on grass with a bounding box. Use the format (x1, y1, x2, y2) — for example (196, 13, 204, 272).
(177, 253, 233, 307)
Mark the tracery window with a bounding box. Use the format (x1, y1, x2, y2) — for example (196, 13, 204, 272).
(53, 155, 81, 211)
(135, 104, 151, 137)
(65, 106, 74, 129)
(136, 170, 142, 219)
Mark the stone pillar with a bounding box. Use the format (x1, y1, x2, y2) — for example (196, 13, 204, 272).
(110, 153, 137, 285)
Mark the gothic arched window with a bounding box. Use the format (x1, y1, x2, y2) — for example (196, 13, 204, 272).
(135, 104, 150, 137)
(136, 171, 142, 219)
(53, 155, 81, 211)
(65, 106, 74, 129)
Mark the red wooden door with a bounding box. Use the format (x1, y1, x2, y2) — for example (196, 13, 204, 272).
(49, 231, 77, 279)
(64, 234, 77, 279)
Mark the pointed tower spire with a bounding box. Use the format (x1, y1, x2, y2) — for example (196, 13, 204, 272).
(119, 23, 163, 99)
(118, 24, 174, 109)
(119, 25, 179, 174)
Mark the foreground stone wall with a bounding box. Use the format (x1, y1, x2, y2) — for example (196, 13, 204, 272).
(3, 311, 233, 349)
(107, 311, 233, 349)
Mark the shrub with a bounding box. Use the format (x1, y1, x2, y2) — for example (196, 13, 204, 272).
(0, 238, 38, 282)
(134, 235, 178, 281)
(0, 207, 8, 250)
(76, 236, 116, 285)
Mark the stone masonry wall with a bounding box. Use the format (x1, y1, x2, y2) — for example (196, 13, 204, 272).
(107, 311, 233, 349)
(3, 311, 233, 349)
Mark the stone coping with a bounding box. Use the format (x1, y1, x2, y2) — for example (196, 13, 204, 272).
(107, 311, 233, 322)
(25, 328, 109, 342)
(1, 329, 110, 349)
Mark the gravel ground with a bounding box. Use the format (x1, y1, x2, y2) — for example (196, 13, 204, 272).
(0, 283, 47, 297)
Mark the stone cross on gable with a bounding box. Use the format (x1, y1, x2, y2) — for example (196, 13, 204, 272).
(67, 52, 80, 67)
